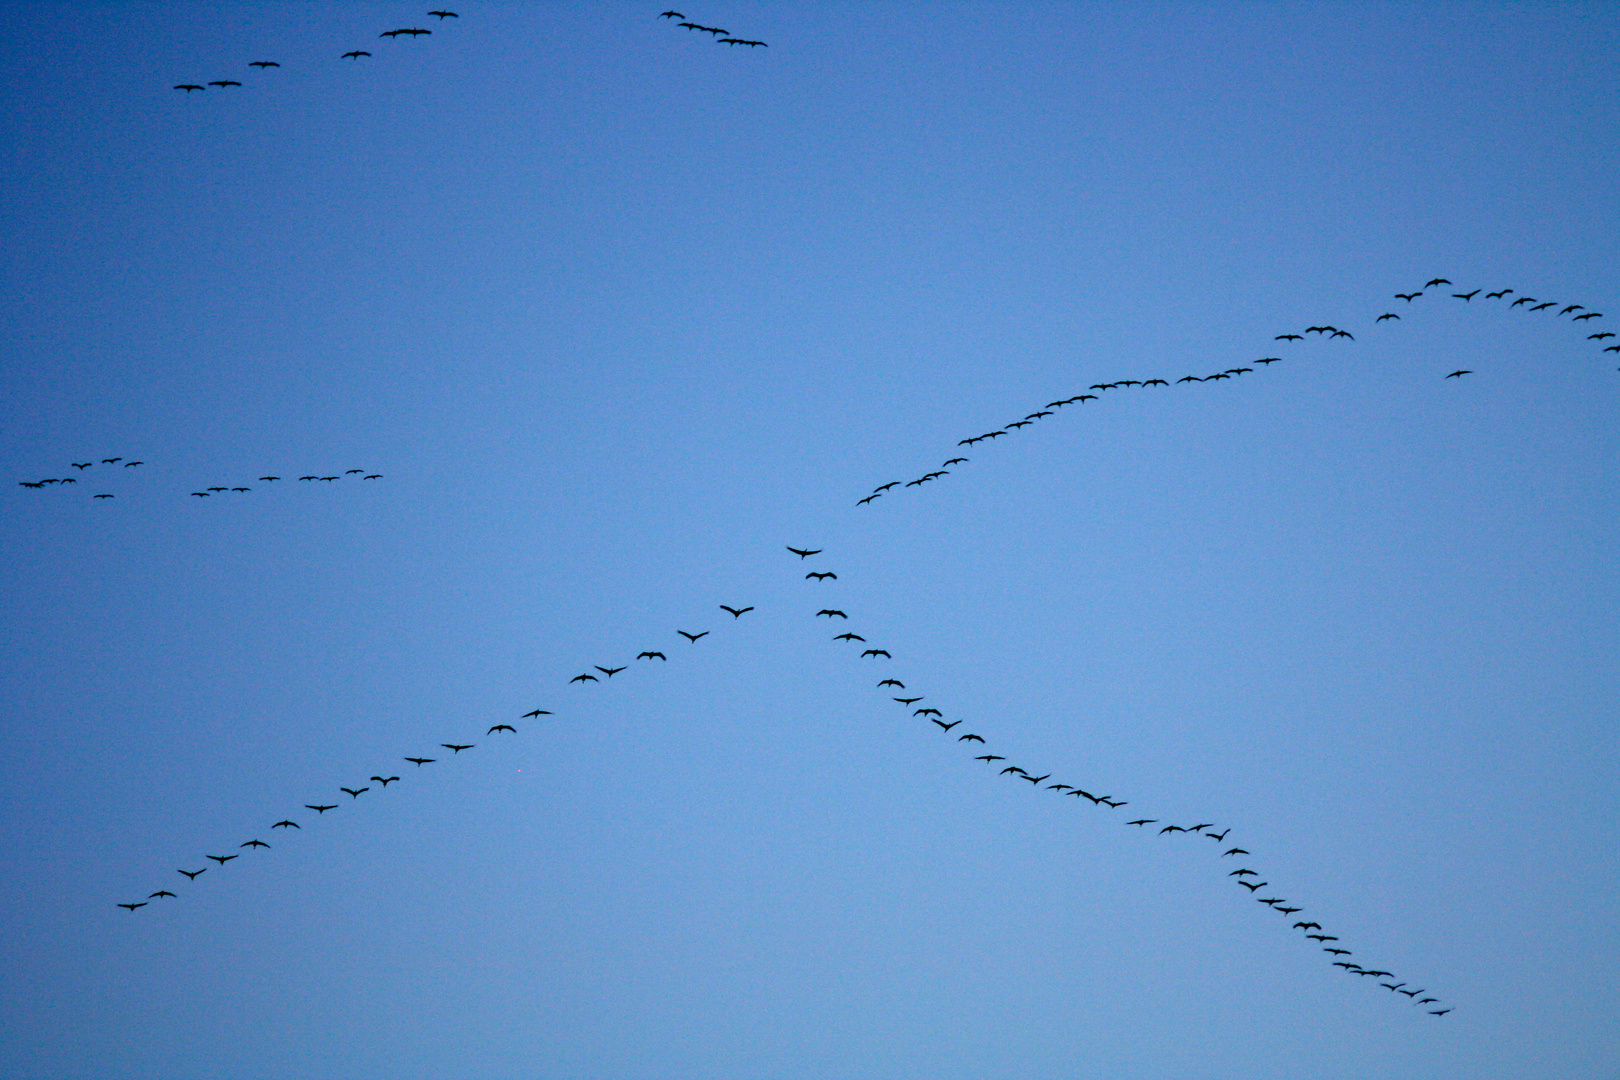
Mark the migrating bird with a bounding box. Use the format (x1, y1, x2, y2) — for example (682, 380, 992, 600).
(959, 733, 984, 743)
(1574, 311, 1603, 321)
(522, 710, 553, 718)
(1239, 881, 1265, 892)
(1425, 278, 1451, 287)
(441, 744, 474, 753)
(719, 605, 754, 618)
(660, 10, 683, 17)
(1445, 370, 1472, 379)
(249, 61, 279, 68)
(933, 719, 961, 732)
(272, 820, 299, 829)
(1294, 921, 1322, 931)
(570, 673, 598, 684)
(403, 758, 434, 767)
(306, 804, 338, 813)
(862, 649, 891, 658)
(207, 854, 238, 864)
(1276, 334, 1303, 341)
(71, 462, 92, 469)
(806, 572, 837, 580)
(1325, 948, 1352, 956)
(340, 787, 369, 799)
(914, 708, 942, 717)
(1589, 332, 1616, 340)
(857, 495, 880, 505)
(93, 494, 113, 499)
(260, 476, 279, 482)
(341, 51, 371, 59)
(208, 79, 242, 88)
(1395, 292, 1422, 301)
(975, 755, 1005, 763)
(1511, 296, 1536, 307)
(1377, 313, 1400, 321)
(1453, 290, 1479, 301)
(1487, 289, 1512, 298)
(637, 652, 666, 661)
(488, 724, 515, 734)
(174, 84, 205, 92)
(787, 547, 822, 559)
(878, 679, 904, 688)
(1560, 305, 1584, 316)
(894, 696, 922, 705)
(370, 776, 399, 786)
(241, 839, 269, 849)
(178, 868, 206, 880)
(1529, 302, 1556, 312)
(943, 458, 968, 466)
(817, 610, 848, 619)
(149, 890, 176, 899)
(677, 630, 708, 642)
(118, 902, 148, 911)
(429, 9, 459, 17)
(1127, 819, 1157, 827)
(595, 666, 625, 678)
(873, 483, 899, 492)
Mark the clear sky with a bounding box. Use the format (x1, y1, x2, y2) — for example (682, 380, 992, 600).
(1, 3, 1616, 1078)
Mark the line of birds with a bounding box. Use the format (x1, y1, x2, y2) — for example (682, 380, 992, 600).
(15, 461, 382, 500)
(659, 9, 768, 48)
(782, 545, 1451, 1015)
(172, 9, 459, 93)
(857, 277, 1611, 506)
(116, 596, 759, 912)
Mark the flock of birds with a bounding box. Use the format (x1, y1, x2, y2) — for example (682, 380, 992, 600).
(858, 278, 1614, 507)
(172, 10, 462, 93)
(108, 273, 1613, 1018)
(170, 8, 767, 95)
(658, 10, 768, 47)
(15, 460, 381, 501)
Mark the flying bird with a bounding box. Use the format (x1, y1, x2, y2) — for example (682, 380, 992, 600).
(944, 458, 968, 466)
(659, 10, 683, 17)
(272, 820, 299, 829)
(1395, 292, 1421, 301)
(260, 476, 279, 481)
(404, 758, 434, 767)
(1574, 311, 1602, 321)
(595, 666, 625, 678)
(441, 744, 474, 753)
(787, 547, 822, 559)
(1529, 302, 1556, 311)
(93, 494, 113, 499)
(149, 890, 176, 899)
(719, 605, 754, 618)
(71, 462, 91, 469)
(1021, 774, 1050, 784)
(370, 776, 399, 786)
(807, 572, 837, 580)
(817, 610, 848, 619)
(1486, 289, 1512, 298)
(249, 61, 279, 68)
(178, 868, 206, 880)
(975, 755, 1005, 763)
(306, 804, 338, 812)
(570, 673, 598, 684)
(1445, 370, 1472, 379)
(1127, 819, 1157, 827)
(174, 84, 205, 92)
(207, 854, 238, 864)
(1589, 332, 1615, 340)
(914, 708, 942, 717)
(1276, 334, 1302, 341)
(677, 630, 708, 642)
(208, 80, 242, 88)
(861, 649, 891, 658)
(1453, 290, 1479, 301)
(1560, 305, 1584, 316)
(341, 787, 368, 798)
(342, 51, 371, 59)
(857, 495, 879, 505)
(488, 724, 515, 734)
(878, 679, 904, 688)
(522, 710, 553, 718)
(429, 9, 459, 17)
(1425, 278, 1451, 287)
(894, 696, 922, 705)
(1377, 313, 1400, 321)
(933, 719, 961, 731)
(118, 902, 148, 911)
(958, 733, 984, 743)
(1511, 296, 1535, 307)
(873, 483, 899, 492)
(241, 839, 269, 849)
(834, 634, 865, 643)
(637, 652, 666, 661)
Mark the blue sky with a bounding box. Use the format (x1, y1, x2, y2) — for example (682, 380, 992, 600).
(1, 3, 1617, 1078)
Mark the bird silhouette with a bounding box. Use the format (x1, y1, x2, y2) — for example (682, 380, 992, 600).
(1453, 290, 1479, 301)
(441, 744, 474, 753)
(1530, 302, 1556, 311)
(488, 724, 516, 734)
(677, 630, 708, 642)
(1325, 948, 1351, 956)
(341, 787, 368, 799)
(1395, 292, 1422, 301)
(174, 84, 205, 92)
(817, 610, 848, 619)
(306, 804, 338, 812)
(370, 776, 399, 786)
(1222, 848, 1248, 857)
(877, 679, 904, 688)
(893, 697, 922, 705)
(93, 494, 113, 499)
(119, 902, 148, 911)
(429, 9, 459, 17)
(342, 51, 371, 59)
(178, 868, 206, 880)
(958, 733, 984, 743)
(806, 572, 837, 580)
(207, 854, 238, 864)
(1487, 289, 1512, 298)
(1276, 334, 1303, 341)
(873, 483, 899, 492)
(595, 666, 625, 678)
(975, 755, 1005, 763)
(944, 458, 968, 466)
(250, 61, 279, 68)
(571, 674, 598, 684)
(404, 758, 434, 767)
(787, 547, 822, 559)
(1589, 332, 1615, 340)
(241, 839, 269, 849)
(522, 709, 553, 718)
(272, 820, 299, 829)
(1559, 305, 1584, 316)
(660, 10, 683, 17)
(861, 649, 891, 658)
(719, 605, 754, 618)
(149, 890, 176, 899)
(1239, 881, 1265, 892)
(1127, 819, 1157, 827)
(209, 79, 242, 88)
(1574, 311, 1603, 321)
(1425, 278, 1451, 287)
(857, 495, 880, 505)
(260, 476, 279, 481)
(1377, 313, 1400, 321)
(637, 651, 666, 661)
(1445, 370, 1472, 379)
(914, 708, 942, 717)
(933, 719, 961, 732)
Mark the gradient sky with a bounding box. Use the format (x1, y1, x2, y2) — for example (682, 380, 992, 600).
(1, 3, 1617, 1078)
